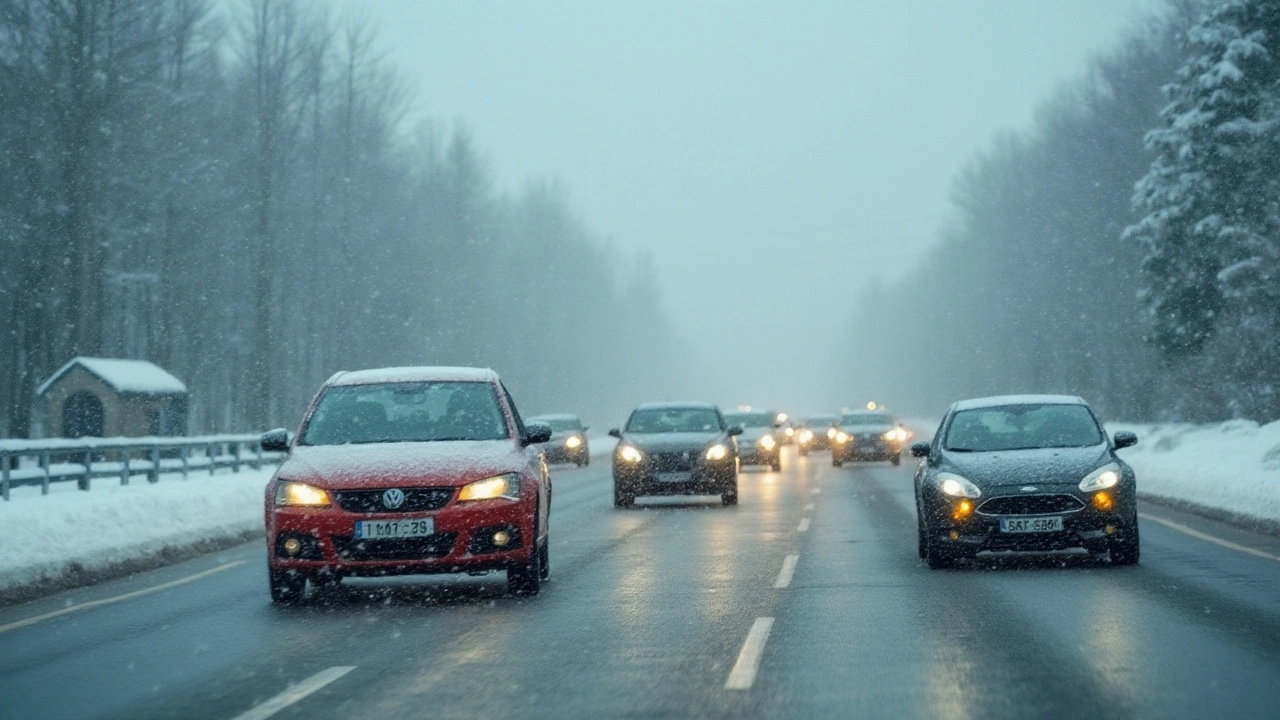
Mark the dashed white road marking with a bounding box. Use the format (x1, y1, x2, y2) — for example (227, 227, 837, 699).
(797, 518, 811, 533)
(725, 617, 775, 690)
(0, 561, 246, 635)
(804, 502, 815, 512)
(774, 554, 799, 589)
(230, 666, 356, 720)
(1140, 513, 1280, 563)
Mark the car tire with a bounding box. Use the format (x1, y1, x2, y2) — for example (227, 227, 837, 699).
(833, 457, 843, 468)
(269, 569, 306, 604)
(917, 518, 927, 559)
(614, 485, 635, 508)
(890, 454, 901, 466)
(508, 538, 543, 596)
(538, 540, 550, 580)
(771, 458, 782, 472)
(722, 483, 739, 505)
(1109, 523, 1140, 565)
(923, 528, 954, 569)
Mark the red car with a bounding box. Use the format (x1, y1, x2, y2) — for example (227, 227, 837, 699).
(260, 367, 553, 603)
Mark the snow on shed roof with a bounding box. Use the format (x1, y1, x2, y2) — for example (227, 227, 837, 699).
(951, 394, 1087, 411)
(37, 357, 188, 396)
(328, 367, 499, 386)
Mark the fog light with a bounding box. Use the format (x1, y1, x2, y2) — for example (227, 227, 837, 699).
(952, 498, 974, 521)
(1093, 491, 1114, 512)
(282, 537, 302, 556)
(948, 530, 960, 542)
(492, 530, 511, 547)
(1105, 524, 1116, 536)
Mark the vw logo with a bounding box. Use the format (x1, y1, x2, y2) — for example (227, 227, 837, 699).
(1020, 486, 1038, 493)
(382, 488, 406, 509)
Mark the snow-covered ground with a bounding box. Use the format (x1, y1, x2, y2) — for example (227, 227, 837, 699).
(1108, 420, 1280, 528)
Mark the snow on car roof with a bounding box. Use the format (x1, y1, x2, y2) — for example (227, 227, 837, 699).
(633, 401, 719, 411)
(951, 394, 1087, 411)
(37, 357, 188, 396)
(329, 366, 499, 386)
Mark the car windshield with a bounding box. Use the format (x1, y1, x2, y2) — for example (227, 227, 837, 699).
(626, 408, 723, 433)
(944, 404, 1103, 451)
(301, 382, 509, 445)
(533, 417, 580, 432)
(841, 412, 892, 427)
(723, 412, 773, 428)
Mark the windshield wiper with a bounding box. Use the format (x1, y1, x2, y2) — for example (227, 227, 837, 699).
(946, 447, 979, 452)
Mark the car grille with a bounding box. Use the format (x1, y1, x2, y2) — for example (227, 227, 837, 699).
(333, 488, 454, 514)
(978, 494, 1085, 515)
(650, 451, 696, 472)
(332, 533, 458, 561)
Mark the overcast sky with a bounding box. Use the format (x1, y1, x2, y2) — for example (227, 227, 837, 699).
(354, 0, 1163, 412)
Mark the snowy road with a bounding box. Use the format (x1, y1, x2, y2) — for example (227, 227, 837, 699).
(3, 450, 1280, 719)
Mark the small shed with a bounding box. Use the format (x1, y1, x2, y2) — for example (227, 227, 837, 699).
(36, 357, 189, 438)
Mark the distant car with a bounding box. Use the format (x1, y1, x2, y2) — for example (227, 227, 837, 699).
(796, 413, 839, 455)
(911, 394, 1140, 569)
(722, 410, 783, 471)
(527, 413, 590, 466)
(260, 367, 554, 602)
(776, 412, 796, 445)
(831, 409, 905, 466)
(610, 402, 742, 507)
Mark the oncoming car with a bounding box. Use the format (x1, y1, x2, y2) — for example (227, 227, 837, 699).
(912, 395, 1140, 569)
(260, 367, 554, 602)
(831, 409, 905, 466)
(610, 402, 742, 507)
(797, 413, 839, 455)
(527, 413, 590, 467)
(722, 410, 783, 471)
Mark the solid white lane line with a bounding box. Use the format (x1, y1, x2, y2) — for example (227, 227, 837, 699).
(725, 618, 774, 690)
(797, 518, 811, 533)
(231, 666, 356, 720)
(804, 502, 815, 512)
(0, 561, 246, 635)
(774, 554, 799, 589)
(1140, 513, 1280, 563)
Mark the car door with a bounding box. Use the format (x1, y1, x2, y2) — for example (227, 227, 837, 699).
(502, 383, 551, 541)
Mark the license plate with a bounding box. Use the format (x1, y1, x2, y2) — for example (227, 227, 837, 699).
(999, 516, 1064, 533)
(354, 518, 435, 539)
(656, 471, 692, 483)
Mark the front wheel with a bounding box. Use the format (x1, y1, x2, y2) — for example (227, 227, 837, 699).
(833, 457, 843, 468)
(1109, 523, 1140, 565)
(269, 569, 306, 604)
(890, 453, 901, 466)
(771, 458, 782, 472)
(538, 540, 551, 580)
(614, 485, 635, 508)
(508, 543, 543, 596)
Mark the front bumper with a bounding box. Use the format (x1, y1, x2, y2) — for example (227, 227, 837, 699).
(925, 488, 1136, 554)
(266, 497, 536, 576)
(614, 462, 736, 496)
(834, 438, 899, 460)
(544, 442, 588, 464)
(738, 445, 780, 465)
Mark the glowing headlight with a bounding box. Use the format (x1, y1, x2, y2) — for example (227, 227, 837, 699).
(274, 481, 331, 507)
(799, 429, 814, 443)
(1079, 464, 1121, 492)
(835, 431, 850, 444)
(936, 472, 982, 499)
(565, 435, 583, 449)
(827, 427, 838, 440)
(784, 427, 795, 438)
(459, 473, 520, 501)
(617, 445, 643, 463)
(706, 444, 729, 461)
(759, 434, 778, 449)
(882, 430, 897, 442)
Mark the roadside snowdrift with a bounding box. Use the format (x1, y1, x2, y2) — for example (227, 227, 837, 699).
(1108, 420, 1280, 529)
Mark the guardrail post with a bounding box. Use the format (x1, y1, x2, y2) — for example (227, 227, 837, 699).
(1, 451, 9, 501)
(180, 446, 189, 479)
(148, 446, 161, 484)
(120, 450, 130, 486)
(208, 442, 216, 476)
(232, 441, 242, 472)
(41, 451, 51, 495)
(253, 441, 263, 470)
(80, 450, 92, 491)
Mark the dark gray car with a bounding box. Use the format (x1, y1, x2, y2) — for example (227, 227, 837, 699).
(609, 402, 743, 507)
(911, 395, 1139, 569)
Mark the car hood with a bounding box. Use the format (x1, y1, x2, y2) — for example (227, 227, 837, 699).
(623, 432, 723, 452)
(277, 441, 525, 489)
(940, 445, 1112, 487)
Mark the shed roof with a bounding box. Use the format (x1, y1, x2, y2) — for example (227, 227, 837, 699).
(36, 357, 188, 396)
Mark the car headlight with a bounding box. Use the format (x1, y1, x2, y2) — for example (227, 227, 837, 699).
(459, 473, 521, 501)
(936, 472, 982, 499)
(706, 443, 729, 461)
(1079, 463, 1121, 493)
(799, 429, 813, 443)
(827, 427, 837, 439)
(835, 431, 850, 444)
(784, 427, 795, 438)
(882, 430, 897, 442)
(274, 481, 331, 507)
(565, 435, 583, 449)
(617, 445, 643, 463)
(759, 434, 778, 449)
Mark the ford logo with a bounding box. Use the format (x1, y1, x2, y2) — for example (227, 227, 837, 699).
(382, 488, 406, 509)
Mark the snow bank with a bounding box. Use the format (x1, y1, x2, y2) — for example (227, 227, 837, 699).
(0, 470, 273, 599)
(1108, 420, 1280, 528)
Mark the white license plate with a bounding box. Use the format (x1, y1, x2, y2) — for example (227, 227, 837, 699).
(354, 518, 435, 540)
(999, 516, 1064, 533)
(656, 471, 692, 483)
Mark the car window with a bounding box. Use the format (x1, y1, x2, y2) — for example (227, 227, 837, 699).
(626, 408, 723, 433)
(944, 404, 1103, 451)
(301, 381, 510, 445)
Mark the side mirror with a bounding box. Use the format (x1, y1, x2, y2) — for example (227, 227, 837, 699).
(608, 428, 622, 439)
(261, 428, 290, 453)
(1113, 431, 1138, 450)
(910, 441, 931, 458)
(523, 422, 553, 446)
(727, 425, 744, 437)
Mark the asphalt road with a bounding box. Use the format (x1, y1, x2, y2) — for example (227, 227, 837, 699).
(3, 448, 1280, 719)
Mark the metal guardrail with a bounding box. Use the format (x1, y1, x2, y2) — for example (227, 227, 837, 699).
(0, 435, 285, 501)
